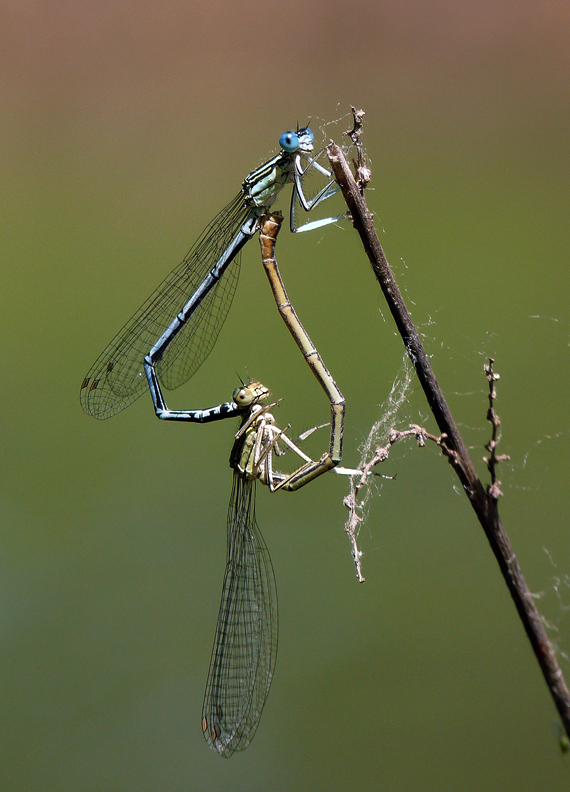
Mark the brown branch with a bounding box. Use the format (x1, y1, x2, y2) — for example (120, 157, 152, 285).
(327, 117, 570, 742)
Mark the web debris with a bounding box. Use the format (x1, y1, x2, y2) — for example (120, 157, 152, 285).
(343, 356, 414, 582)
(537, 548, 570, 665)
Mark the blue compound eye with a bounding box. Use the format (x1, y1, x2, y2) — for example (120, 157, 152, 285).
(299, 127, 314, 143)
(279, 131, 299, 153)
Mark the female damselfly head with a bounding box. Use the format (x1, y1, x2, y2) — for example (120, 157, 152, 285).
(279, 126, 315, 154)
(232, 381, 270, 408)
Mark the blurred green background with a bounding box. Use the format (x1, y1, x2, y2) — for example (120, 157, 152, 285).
(2, 1, 569, 789)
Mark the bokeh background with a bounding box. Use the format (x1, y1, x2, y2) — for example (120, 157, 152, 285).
(2, 1, 569, 790)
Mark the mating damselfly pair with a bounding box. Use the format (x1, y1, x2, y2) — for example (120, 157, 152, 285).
(81, 124, 358, 757)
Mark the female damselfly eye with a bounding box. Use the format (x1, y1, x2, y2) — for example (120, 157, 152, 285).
(233, 386, 260, 406)
(233, 386, 252, 405)
(279, 131, 300, 153)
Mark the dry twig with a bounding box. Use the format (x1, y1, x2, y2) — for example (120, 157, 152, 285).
(327, 108, 570, 743)
(483, 357, 510, 500)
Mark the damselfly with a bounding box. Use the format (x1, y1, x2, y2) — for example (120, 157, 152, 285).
(175, 381, 358, 757)
(80, 126, 342, 420)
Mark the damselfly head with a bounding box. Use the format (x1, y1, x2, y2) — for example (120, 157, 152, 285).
(232, 381, 269, 408)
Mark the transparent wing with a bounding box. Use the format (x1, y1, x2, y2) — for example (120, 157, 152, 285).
(80, 193, 250, 419)
(202, 475, 278, 758)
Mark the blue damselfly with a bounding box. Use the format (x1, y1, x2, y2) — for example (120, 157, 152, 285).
(80, 126, 341, 420)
